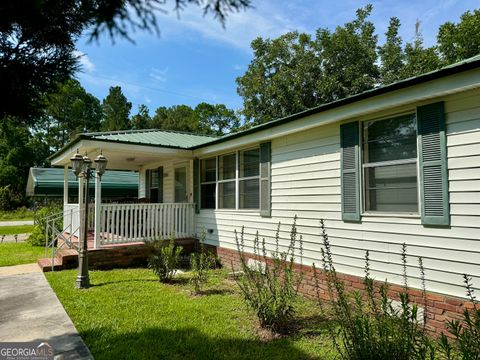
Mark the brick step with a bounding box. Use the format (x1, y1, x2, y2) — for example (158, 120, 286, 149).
(37, 257, 63, 272)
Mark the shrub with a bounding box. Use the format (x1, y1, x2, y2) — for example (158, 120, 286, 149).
(190, 231, 216, 294)
(439, 274, 480, 360)
(148, 237, 183, 283)
(27, 204, 63, 246)
(313, 219, 434, 360)
(233, 216, 304, 333)
(0, 185, 24, 210)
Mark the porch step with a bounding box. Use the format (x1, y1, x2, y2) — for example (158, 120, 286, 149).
(37, 257, 63, 272)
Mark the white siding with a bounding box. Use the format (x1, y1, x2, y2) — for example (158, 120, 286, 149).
(141, 159, 193, 204)
(196, 88, 480, 299)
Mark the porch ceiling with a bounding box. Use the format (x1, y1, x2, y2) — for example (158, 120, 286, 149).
(50, 138, 194, 171)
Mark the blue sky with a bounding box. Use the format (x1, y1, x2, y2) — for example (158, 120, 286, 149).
(75, 0, 479, 116)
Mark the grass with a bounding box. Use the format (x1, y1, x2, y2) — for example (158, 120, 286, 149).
(0, 242, 48, 267)
(46, 268, 335, 360)
(0, 225, 35, 235)
(0, 208, 34, 221)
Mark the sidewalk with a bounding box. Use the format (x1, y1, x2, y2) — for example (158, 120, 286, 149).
(0, 220, 34, 226)
(0, 264, 93, 359)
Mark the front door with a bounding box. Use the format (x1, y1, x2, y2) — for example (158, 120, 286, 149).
(174, 165, 188, 203)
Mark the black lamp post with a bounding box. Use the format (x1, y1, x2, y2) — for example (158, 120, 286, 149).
(70, 151, 108, 289)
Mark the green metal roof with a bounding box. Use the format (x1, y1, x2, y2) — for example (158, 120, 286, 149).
(82, 129, 217, 148)
(27, 167, 138, 197)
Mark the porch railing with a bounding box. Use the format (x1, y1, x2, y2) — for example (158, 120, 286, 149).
(63, 203, 95, 237)
(98, 203, 195, 245)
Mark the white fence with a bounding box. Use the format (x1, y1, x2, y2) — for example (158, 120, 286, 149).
(98, 203, 195, 245)
(63, 203, 95, 237)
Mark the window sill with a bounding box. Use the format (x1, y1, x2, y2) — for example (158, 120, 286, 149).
(361, 212, 420, 218)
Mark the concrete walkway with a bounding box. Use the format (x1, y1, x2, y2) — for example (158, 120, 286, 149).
(0, 220, 34, 226)
(0, 264, 93, 359)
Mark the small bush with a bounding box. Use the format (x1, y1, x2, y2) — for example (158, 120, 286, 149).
(190, 232, 216, 294)
(314, 219, 434, 360)
(27, 204, 62, 246)
(233, 216, 304, 333)
(0, 185, 24, 211)
(439, 274, 480, 360)
(148, 237, 183, 283)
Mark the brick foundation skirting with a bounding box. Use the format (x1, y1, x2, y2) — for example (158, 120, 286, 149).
(214, 246, 473, 335)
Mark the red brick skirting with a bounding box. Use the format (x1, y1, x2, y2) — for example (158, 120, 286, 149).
(215, 246, 473, 335)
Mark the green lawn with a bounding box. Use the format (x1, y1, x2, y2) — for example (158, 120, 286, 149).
(0, 242, 47, 267)
(0, 208, 34, 221)
(0, 225, 35, 235)
(46, 268, 335, 360)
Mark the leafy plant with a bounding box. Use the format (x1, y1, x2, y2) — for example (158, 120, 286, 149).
(148, 237, 183, 283)
(313, 219, 434, 360)
(0, 185, 24, 211)
(233, 216, 304, 333)
(190, 231, 216, 294)
(439, 274, 480, 360)
(27, 204, 62, 246)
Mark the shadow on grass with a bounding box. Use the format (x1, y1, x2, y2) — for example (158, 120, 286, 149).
(194, 288, 235, 296)
(80, 326, 321, 360)
(90, 278, 158, 287)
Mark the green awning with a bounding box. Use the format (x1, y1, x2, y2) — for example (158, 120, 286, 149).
(26, 167, 138, 198)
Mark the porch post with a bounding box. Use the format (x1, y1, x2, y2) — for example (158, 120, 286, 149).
(94, 173, 102, 249)
(63, 165, 69, 204)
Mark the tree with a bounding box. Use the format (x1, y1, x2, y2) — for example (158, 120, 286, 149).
(379, 17, 405, 85)
(315, 4, 379, 102)
(44, 79, 102, 150)
(151, 105, 198, 133)
(101, 86, 132, 131)
(437, 9, 480, 64)
(401, 22, 441, 79)
(1, 0, 251, 123)
(237, 32, 321, 124)
(131, 104, 152, 130)
(195, 102, 241, 135)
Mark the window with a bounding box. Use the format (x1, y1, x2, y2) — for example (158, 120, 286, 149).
(148, 167, 163, 202)
(239, 148, 260, 209)
(200, 158, 216, 209)
(362, 114, 418, 213)
(218, 153, 236, 209)
(199, 147, 261, 210)
(174, 166, 188, 203)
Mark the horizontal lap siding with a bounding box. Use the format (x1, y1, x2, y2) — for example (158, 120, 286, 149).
(196, 89, 480, 299)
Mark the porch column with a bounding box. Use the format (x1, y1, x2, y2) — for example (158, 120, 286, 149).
(93, 173, 102, 249)
(63, 165, 69, 204)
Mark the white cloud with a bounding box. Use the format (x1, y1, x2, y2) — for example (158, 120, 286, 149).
(73, 50, 95, 72)
(149, 67, 169, 82)
(233, 64, 245, 71)
(156, 0, 307, 52)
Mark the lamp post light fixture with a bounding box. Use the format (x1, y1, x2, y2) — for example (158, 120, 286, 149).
(70, 150, 108, 289)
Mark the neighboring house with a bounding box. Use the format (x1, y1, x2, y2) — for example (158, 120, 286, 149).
(26, 167, 138, 201)
(50, 55, 480, 330)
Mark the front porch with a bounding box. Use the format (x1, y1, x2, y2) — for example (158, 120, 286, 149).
(49, 130, 210, 250)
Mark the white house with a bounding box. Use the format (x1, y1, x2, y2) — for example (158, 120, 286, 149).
(50, 55, 480, 329)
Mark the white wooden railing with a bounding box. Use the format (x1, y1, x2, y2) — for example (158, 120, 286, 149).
(63, 203, 95, 237)
(98, 203, 195, 245)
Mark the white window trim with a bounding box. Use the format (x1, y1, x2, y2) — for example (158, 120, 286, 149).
(360, 113, 421, 216)
(200, 146, 261, 211)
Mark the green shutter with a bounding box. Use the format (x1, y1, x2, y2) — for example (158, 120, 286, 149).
(193, 158, 200, 214)
(417, 102, 450, 226)
(145, 169, 151, 200)
(158, 167, 164, 203)
(260, 142, 271, 217)
(340, 121, 361, 221)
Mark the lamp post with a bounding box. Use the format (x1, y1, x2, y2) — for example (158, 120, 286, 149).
(70, 151, 108, 289)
